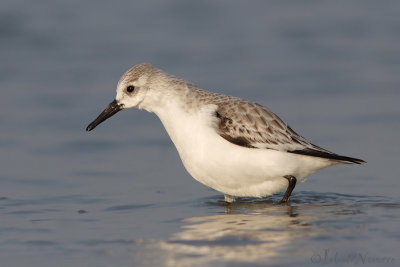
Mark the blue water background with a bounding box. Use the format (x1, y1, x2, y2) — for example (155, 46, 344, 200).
(1, 1, 400, 266)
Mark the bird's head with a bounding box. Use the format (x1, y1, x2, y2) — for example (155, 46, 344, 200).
(86, 63, 160, 131)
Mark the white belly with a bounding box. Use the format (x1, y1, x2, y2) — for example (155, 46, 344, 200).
(156, 105, 333, 198)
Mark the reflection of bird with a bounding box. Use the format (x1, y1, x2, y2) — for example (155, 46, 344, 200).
(86, 63, 365, 202)
(158, 204, 315, 266)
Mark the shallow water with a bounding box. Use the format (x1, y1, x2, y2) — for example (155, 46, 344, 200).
(1, 0, 400, 266)
(1, 193, 399, 266)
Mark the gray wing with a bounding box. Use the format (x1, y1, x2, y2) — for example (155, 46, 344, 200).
(214, 97, 314, 151)
(188, 85, 364, 164)
(213, 97, 364, 163)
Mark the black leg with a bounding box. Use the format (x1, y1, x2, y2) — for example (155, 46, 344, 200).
(280, 175, 297, 203)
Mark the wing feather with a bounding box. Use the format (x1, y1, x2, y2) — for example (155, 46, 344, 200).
(214, 97, 313, 152)
(188, 86, 364, 164)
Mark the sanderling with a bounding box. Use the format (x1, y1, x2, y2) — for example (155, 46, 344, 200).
(86, 63, 365, 203)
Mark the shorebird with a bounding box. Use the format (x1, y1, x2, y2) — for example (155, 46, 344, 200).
(86, 63, 365, 203)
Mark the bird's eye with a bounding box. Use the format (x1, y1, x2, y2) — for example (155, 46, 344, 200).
(126, 86, 135, 93)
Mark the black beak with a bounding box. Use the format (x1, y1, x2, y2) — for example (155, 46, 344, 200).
(86, 99, 123, 131)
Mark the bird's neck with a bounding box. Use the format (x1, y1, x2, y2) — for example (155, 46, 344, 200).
(152, 95, 216, 150)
